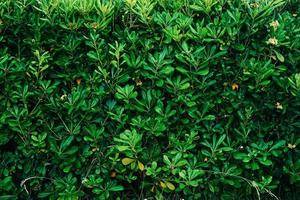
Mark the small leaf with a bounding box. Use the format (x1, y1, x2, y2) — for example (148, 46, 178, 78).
(117, 146, 129, 151)
(269, 140, 286, 151)
(63, 166, 71, 173)
(209, 183, 215, 192)
(163, 155, 171, 165)
(160, 181, 166, 188)
(202, 115, 215, 121)
(259, 158, 272, 166)
(179, 82, 190, 90)
(165, 182, 175, 190)
(0, 133, 10, 146)
(160, 66, 174, 75)
(37, 192, 51, 198)
(176, 66, 189, 74)
(87, 51, 98, 61)
(196, 68, 209, 76)
(121, 158, 135, 165)
(251, 162, 260, 170)
(274, 50, 285, 62)
(109, 185, 124, 192)
(156, 79, 164, 87)
(233, 152, 248, 160)
(138, 161, 144, 171)
(61, 136, 74, 149)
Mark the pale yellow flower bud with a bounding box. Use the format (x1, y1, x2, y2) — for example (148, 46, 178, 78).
(269, 20, 279, 31)
(267, 37, 278, 45)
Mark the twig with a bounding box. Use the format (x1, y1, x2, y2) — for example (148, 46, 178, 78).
(20, 176, 53, 195)
(203, 170, 279, 200)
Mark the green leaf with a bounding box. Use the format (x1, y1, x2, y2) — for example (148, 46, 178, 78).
(117, 146, 130, 151)
(109, 185, 124, 192)
(0, 195, 17, 200)
(176, 66, 189, 74)
(259, 158, 272, 166)
(234, 152, 249, 160)
(0, 133, 9, 146)
(163, 155, 171, 165)
(196, 68, 209, 76)
(63, 166, 71, 173)
(274, 50, 285, 62)
(61, 136, 74, 149)
(179, 82, 190, 90)
(202, 115, 215, 121)
(156, 79, 164, 87)
(160, 66, 175, 75)
(251, 162, 260, 170)
(269, 140, 286, 151)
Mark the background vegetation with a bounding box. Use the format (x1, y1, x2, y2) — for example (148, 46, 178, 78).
(0, 0, 300, 199)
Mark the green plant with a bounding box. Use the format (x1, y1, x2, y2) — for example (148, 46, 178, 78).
(0, 0, 300, 199)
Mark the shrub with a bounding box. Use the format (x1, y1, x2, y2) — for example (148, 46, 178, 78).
(0, 0, 300, 199)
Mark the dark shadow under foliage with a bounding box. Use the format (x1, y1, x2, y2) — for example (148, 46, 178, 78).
(0, 0, 300, 199)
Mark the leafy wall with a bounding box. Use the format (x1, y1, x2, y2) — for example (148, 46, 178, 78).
(0, 0, 300, 199)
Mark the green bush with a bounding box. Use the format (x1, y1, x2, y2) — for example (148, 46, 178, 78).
(1, 0, 300, 199)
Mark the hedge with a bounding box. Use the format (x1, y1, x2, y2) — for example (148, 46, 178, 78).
(0, 0, 300, 199)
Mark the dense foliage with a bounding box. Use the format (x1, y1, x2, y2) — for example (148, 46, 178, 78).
(1, 0, 300, 199)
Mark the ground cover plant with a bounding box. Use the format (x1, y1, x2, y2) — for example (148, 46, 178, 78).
(0, 0, 300, 199)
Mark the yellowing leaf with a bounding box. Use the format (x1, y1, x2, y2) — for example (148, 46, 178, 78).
(160, 181, 166, 188)
(121, 158, 135, 165)
(231, 83, 239, 91)
(110, 171, 116, 177)
(138, 161, 144, 171)
(75, 78, 82, 85)
(151, 186, 155, 192)
(165, 182, 175, 190)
